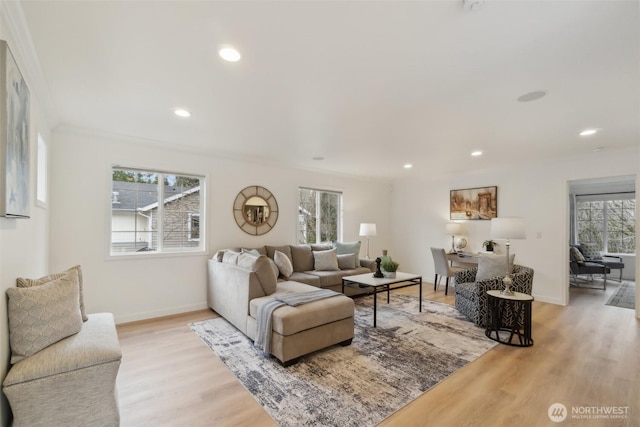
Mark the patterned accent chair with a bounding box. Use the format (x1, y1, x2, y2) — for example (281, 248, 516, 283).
(454, 265, 534, 327)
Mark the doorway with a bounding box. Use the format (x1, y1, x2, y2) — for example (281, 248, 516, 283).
(567, 175, 636, 314)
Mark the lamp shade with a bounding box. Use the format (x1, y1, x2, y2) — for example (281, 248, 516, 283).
(490, 217, 525, 240)
(445, 223, 463, 235)
(359, 223, 377, 237)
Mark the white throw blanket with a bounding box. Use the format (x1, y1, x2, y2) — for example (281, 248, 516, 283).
(255, 289, 339, 353)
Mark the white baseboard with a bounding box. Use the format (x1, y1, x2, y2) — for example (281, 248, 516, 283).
(114, 302, 209, 324)
(532, 294, 566, 306)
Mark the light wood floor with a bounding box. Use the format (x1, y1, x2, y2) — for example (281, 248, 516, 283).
(116, 280, 639, 427)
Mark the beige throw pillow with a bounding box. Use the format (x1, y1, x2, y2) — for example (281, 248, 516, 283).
(17, 265, 88, 322)
(274, 250, 294, 278)
(476, 254, 513, 281)
(337, 253, 357, 270)
(314, 248, 340, 271)
(8, 270, 83, 363)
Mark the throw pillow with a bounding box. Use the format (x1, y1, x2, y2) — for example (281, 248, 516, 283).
(267, 258, 280, 281)
(337, 253, 357, 270)
(313, 248, 340, 271)
(274, 250, 294, 278)
(570, 246, 586, 265)
(266, 245, 292, 263)
(476, 254, 509, 281)
(290, 245, 314, 272)
(241, 248, 262, 257)
(334, 241, 361, 267)
(8, 270, 83, 363)
(17, 265, 88, 322)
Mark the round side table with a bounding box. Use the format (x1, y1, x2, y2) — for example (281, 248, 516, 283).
(485, 290, 534, 347)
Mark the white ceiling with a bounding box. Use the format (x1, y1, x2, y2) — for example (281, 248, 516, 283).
(18, 0, 640, 179)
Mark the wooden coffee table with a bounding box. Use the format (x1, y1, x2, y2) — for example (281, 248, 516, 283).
(342, 272, 422, 327)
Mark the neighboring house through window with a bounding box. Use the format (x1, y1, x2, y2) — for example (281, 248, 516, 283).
(297, 187, 342, 244)
(111, 167, 205, 255)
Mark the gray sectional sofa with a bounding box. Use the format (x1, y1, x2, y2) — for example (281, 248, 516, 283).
(207, 243, 376, 365)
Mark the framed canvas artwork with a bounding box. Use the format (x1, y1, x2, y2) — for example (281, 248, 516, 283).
(0, 40, 30, 218)
(450, 186, 497, 220)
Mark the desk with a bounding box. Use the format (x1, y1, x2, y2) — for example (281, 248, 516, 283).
(446, 253, 479, 268)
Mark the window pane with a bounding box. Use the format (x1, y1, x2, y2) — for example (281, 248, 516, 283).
(297, 188, 341, 244)
(111, 168, 203, 255)
(576, 196, 635, 254)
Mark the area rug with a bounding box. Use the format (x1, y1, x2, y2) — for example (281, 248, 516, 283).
(190, 294, 496, 427)
(606, 281, 636, 309)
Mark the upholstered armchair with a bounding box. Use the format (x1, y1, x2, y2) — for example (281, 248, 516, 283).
(454, 265, 534, 327)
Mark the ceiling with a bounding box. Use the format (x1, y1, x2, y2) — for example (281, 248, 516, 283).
(18, 0, 640, 180)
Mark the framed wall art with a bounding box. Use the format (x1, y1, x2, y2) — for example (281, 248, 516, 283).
(450, 186, 497, 220)
(0, 40, 31, 218)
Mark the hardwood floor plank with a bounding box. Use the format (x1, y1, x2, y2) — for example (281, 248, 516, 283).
(116, 280, 639, 426)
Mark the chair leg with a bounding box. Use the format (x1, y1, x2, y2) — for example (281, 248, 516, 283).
(434, 274, 438, 291)
(445, 277, 449, 295)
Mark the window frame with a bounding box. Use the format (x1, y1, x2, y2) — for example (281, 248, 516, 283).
(109, 166, 206, 257)
(575, 192, 635, 255)
(297, 187, 343, 245)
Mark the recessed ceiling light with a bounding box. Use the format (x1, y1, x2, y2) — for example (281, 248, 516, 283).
(174, 109, 191, 118)
(579, 129, 599, 136)
(404, 164, 413, 169)
(517, 91, 547, 103)
(312, 156, 325, 161)
(219, 47, 241, 62)
(471, 151, 483, 157)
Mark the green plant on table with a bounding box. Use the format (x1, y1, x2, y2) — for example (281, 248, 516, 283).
(482, 240, 496, 251)
(381, 258, 399, 272)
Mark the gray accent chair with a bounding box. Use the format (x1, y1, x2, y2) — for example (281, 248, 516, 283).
(3, 313, 122, 427)
(454, 265, 534, 327)
(569, 245, 611, 290)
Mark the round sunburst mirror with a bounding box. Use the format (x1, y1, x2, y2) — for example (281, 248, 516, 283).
(233, 185, 279, 235)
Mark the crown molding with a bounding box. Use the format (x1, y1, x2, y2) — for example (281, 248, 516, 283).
(1, 0, 59, 130)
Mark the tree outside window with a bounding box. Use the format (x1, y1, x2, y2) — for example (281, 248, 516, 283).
(576, 198, 635, 254)
(298, 188, 342, 244)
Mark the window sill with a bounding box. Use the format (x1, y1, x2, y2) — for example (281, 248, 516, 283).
(107, 249, 209, 261)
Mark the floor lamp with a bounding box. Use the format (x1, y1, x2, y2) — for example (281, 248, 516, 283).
(490, 217, 526, 295)
(359, 223, 377, 259)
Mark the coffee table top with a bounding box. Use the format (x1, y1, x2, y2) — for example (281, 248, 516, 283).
(342, 272, 421, 288)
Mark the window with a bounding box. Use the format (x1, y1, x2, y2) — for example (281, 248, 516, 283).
(111, 167, 205, 255)
(576, 193, 635, 254)
(297, 187, 342, 244)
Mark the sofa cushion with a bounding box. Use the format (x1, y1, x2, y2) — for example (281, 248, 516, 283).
(266, 245, 292, 264)
(274, 250, 294, 278)
(17, 265, 88, 322)
(249, 281, 354, 336)
(311, 243, 333, 252)
(237, 253, 277, 295)
(304, 267, 370, 288)
(288, 272, 321, 287)
(337, 253, 357, 270)
(334, 241, 361, 266)
(3, 313, 122, 386)
(313, 248, 339, 271)
(290, 245, 314, 272)
(8, 270, 84, 363)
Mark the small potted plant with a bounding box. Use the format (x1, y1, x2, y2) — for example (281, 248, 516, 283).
(483, 240, 496, 252)
(381, 258, 400, 278)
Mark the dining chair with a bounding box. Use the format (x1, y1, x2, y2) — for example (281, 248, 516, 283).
(430, 247, 465, 295)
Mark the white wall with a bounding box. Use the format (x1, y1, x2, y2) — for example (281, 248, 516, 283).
(390, 148, 639, 307)
(0, 5, 52, 425)
(49, 128, 392, 323)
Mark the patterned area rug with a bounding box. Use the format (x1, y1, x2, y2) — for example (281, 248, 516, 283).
(190, 294, 496, 427)
(606, 281, 636, 309)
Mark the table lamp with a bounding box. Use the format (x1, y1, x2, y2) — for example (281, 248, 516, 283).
(445, 223, 463, 254)
(359, 223, 377, 259)
(490, 217, 525, 295)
